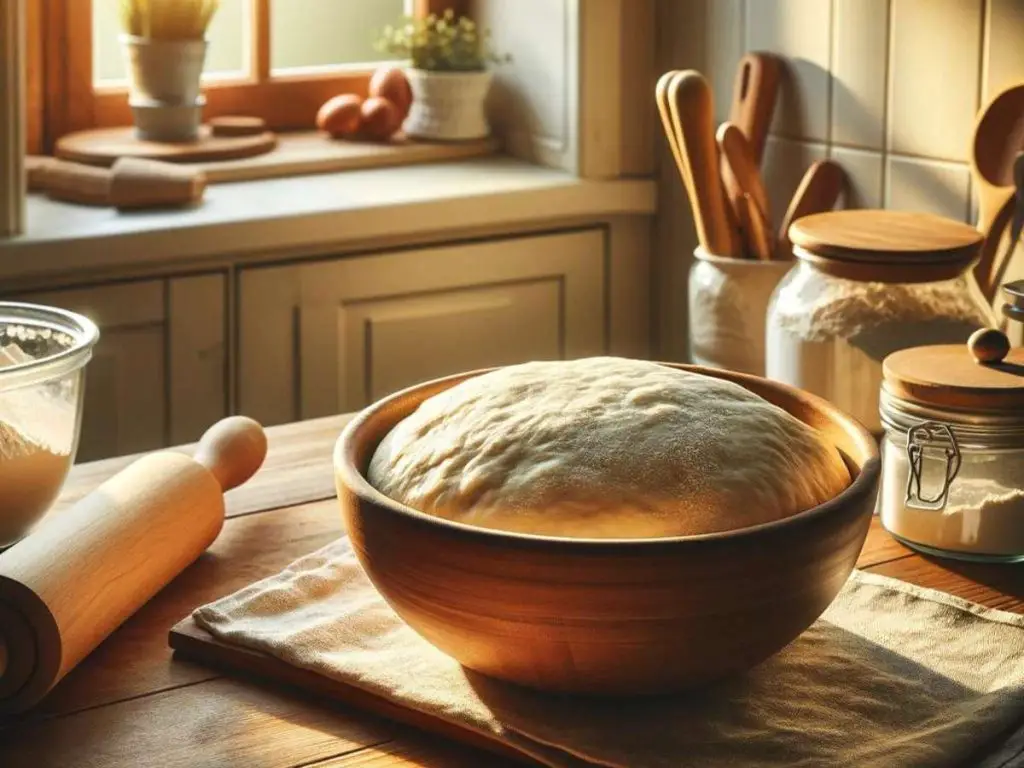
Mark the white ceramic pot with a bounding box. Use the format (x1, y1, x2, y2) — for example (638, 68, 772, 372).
(130, 95, 206, 142)
(403, 69, 493, 141)
(688, 247, 793, 376)
(122, 35, 208, 104)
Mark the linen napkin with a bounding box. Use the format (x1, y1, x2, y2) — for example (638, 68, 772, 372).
(192, 537, 1024, 768)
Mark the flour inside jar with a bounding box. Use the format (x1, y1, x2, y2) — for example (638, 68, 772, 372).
(767, 274, 993, 434)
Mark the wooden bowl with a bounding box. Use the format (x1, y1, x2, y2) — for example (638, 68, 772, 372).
(334, 363, 880, 695)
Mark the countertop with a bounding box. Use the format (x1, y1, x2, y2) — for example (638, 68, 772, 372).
(0, 157, 657, 283)
(0, 415, 1022, 767)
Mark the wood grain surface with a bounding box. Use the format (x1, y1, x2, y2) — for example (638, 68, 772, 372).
(789, 209, 983, 264)
(0, 416, 1020, 768)
(56, 127, 278, 167)
(882, 343, 1024, 411)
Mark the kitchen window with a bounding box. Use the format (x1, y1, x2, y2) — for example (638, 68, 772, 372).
(27, 0, 468, 153)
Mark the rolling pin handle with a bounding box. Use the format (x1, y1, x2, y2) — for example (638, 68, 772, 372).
(192, 416, 268, 492)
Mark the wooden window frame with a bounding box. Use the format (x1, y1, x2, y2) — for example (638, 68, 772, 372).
(28, 0, 468, 153)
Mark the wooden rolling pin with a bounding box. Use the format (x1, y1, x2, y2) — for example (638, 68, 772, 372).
(0, 416, 267, 714)
(27, 155, 207, 210)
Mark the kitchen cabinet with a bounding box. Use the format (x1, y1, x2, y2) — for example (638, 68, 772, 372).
(15, 274, 226, 461)
(238, 229, 607, 426)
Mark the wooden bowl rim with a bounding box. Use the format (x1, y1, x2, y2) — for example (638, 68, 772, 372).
(335, 362, 881, 549)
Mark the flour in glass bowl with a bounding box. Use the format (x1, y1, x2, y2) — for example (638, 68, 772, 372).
(767, 275, 994, 434)
(0, 343, 76, 547)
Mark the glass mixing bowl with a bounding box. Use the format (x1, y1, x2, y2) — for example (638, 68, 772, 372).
(0, 302, 99, 548)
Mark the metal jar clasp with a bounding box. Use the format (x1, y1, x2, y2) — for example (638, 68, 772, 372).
(905, 422, 962, 511)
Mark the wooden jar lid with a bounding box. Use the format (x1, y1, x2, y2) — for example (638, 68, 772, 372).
(883, 329, 1024, 411)
(789, 210, 984, 283)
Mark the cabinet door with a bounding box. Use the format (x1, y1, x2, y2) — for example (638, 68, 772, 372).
(17, 274, 226, 460)
(238, 229, 606, 424)
(167, 274, 228, 445)
(338, 279, 562, 409)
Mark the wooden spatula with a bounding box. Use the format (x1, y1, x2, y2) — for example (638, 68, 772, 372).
(717, 122, 771, 225)
(777, 160, 846, 259)
(664, 71, 738, 256)
(728, 52, 782, 166)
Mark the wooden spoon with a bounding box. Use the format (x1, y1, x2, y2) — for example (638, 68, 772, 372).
(969, 83, 1024, 298)
(777, 160, 846, 259)
(717, 122, 771, 224)
(975, 192, 1017, 304)
(727, 52, 783, 166)
(658, 71, 742, 250)
(655, 71, 691, 197)
(665, 71, 738, 257)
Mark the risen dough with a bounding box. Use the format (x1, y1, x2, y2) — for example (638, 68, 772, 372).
(368, 357, 850, 538)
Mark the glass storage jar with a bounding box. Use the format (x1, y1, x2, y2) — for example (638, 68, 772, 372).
(766, 210, 997, 434)
(878, 330, 1024, 562)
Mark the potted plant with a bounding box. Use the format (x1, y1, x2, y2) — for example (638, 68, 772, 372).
(375, 10, 509, 142)
(119, 0, 220, 142)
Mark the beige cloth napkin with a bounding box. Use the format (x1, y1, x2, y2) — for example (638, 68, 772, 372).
(193, 537, 1024, 768)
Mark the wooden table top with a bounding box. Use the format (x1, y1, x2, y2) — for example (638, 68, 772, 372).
(1, 415, 1023, 767)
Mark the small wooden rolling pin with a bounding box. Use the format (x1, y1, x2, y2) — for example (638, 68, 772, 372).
(0, 416, 267, 714)
(27, 155, 207, 210)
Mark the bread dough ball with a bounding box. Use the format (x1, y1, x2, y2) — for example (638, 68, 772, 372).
(368, 357, 851, 538)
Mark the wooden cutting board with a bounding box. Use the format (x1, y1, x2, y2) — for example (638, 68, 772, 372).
(169, 617, 530, 764)
(56, 126, 278, 166)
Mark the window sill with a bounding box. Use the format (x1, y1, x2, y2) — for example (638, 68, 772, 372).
(0, 156, 657, 284)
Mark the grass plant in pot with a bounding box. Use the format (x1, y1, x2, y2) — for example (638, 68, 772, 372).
(375, 10, 509, 142)
(119, 0, 220, 142)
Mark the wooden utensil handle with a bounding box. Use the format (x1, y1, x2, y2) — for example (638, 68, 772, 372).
(777, 160, 846, 259)
(718, 122, 771, 221)
(729, 53, 782, 166)
(193, 416, 269, 492)
(974, 192, 1017, 304)
(669, 71, 738, 257)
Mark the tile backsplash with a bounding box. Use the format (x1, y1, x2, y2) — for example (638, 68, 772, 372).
(703, 0, 1023, 225)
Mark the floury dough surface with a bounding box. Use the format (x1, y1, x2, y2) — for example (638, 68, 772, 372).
(368, 357, 851, 538)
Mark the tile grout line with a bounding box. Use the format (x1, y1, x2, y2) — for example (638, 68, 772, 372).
(826, 0, 836, 156)
(880, 0, 894, 208)
(970, 0, 992, 224)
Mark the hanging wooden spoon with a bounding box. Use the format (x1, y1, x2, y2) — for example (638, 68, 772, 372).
(727, 52, 783, 166)
(667, 71, 738, 256)
(776, 160, 846, 259)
